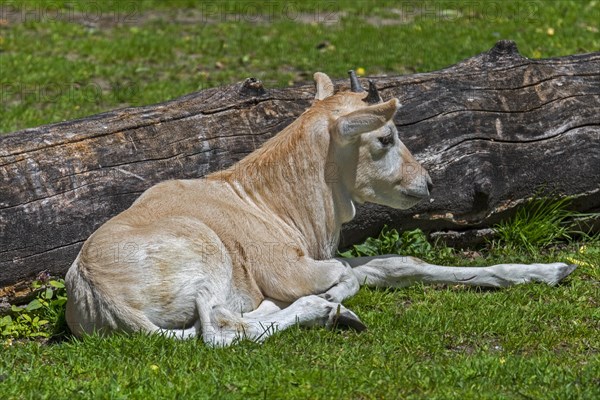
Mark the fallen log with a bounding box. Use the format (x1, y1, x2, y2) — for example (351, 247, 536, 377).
(1, 40, 599, 292)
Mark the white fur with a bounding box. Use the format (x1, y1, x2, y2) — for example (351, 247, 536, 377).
(65, 72, 576, 346)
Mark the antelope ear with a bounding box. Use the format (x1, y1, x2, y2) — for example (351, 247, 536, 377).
(314, 72, 334, 100)
(333, 98, 400, 142)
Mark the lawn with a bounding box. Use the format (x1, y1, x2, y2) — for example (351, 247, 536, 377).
(1, 0, 599, 133)
(2, 278, 598, 399)
(1, 0, 599, 399)
(2, 235, 599, 399)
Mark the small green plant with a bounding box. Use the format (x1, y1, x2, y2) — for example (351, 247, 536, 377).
(0, 279, 68, 340)
(492, 195, 596, 253)
(338, 226, 452, 261)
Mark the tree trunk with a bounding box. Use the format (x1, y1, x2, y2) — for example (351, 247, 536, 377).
(1, 40, 599, 293)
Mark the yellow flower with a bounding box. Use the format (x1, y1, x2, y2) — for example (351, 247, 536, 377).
(499, 357, 506, 364)
(546, 27, 555, 36)
(356, 67, 366, 76)
(150, 364, 159, 372)
(565, 257, 592, 268)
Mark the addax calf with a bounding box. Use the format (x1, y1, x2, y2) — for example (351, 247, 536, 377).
(66, 71, 576, 346)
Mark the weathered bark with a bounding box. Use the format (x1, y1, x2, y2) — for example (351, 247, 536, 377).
(1, 40, 599, 291)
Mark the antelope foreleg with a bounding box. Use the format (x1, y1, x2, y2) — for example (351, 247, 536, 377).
(338, 255, 577, 289)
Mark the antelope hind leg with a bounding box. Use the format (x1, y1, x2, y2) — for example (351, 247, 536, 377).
(339, 255, 577, 289)
(199, 295, 366, 347)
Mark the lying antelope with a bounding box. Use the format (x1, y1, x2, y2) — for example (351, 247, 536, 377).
(65, 71, 576, 346)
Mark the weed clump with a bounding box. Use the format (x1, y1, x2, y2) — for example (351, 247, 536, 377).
(1, 279, 67, 342)
(492, 196, 597, 253)
(339, 226, 453, 262)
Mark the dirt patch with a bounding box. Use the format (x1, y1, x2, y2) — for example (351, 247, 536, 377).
(0, 270, 52, 310)
(0, 5, 464, 29)
(0, 5, 347, 29)
(364, 7, 464, 27)
(0, 280, 35, 312)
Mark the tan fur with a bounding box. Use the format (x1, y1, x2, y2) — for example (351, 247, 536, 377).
(65, 72, 432, 340)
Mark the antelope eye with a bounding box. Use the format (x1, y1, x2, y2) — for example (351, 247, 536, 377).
(378, 133, 394, 147)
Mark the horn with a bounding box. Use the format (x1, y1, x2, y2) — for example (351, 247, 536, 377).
(364, 79, 382, 104)
(348, 70, 364, 93)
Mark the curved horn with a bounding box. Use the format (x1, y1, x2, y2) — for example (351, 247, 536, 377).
(364, 79, 382, 104)
(348, 70, 364, 93)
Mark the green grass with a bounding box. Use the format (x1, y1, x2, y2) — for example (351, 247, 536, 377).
(1, 0, 599, 133)
(2, 205, 599, 398)
(1, 1, 599, 398)
(1, 267, 598, 399)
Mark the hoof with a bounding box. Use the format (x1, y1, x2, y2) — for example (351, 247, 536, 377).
(331, 310, 367, 332)
(334, 312, 368, 332)
(557, 263, 577, 282)
(541, 262, 578, 286)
